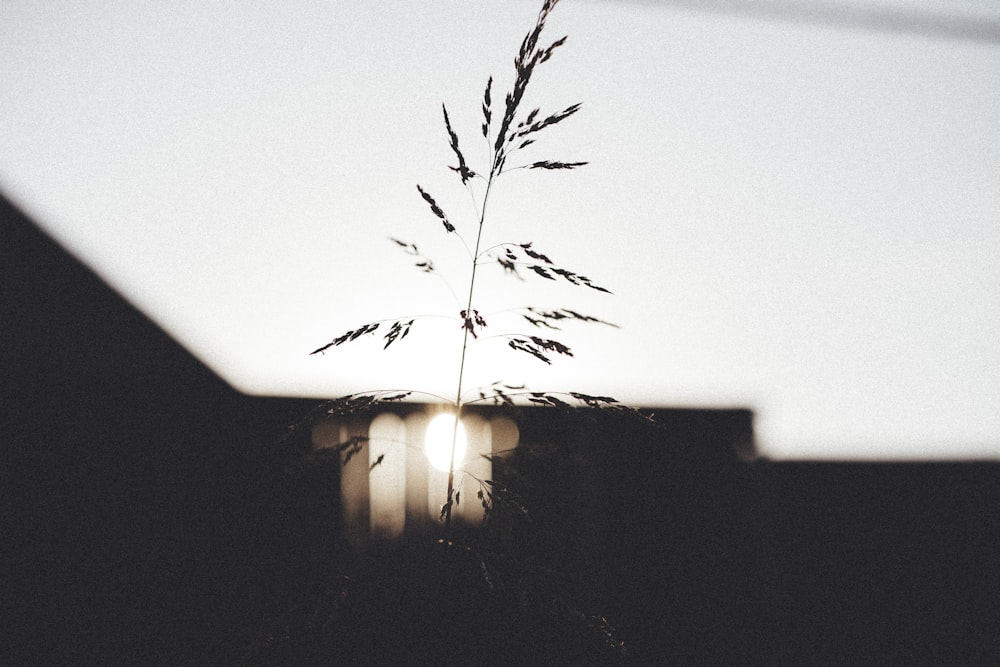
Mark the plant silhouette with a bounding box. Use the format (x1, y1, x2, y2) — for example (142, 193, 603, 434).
(249, 2, 647, 659)
(310, 0, 638, 530)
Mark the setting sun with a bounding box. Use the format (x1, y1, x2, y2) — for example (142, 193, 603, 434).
(425, 414, 467, 472)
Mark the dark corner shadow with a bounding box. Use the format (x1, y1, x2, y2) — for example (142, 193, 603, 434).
(1, 191, 317, 663)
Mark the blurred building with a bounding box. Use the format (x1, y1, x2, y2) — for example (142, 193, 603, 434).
(4, 193, 997, 664)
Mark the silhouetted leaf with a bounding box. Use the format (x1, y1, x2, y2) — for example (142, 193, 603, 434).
(484, 381, 522, 406)
(314, 433, 370, 465)
(497, 256, 522, 278)
(481, 76, 493, 138)
(521, 307, 619, 330)
(525, 392, 574, 410)
(569, 392, 617, 407)
(383, 319, 415, 349)
(529, 265, 554, 280)
(389, 237, 437, 273)
(311, 323, 380, 354)
(389, 237, 417, 252)
(316, 391, 413, 420)
(530, 336, 572, 357)
(538, 34, 567, 63)
(416, 185, 455, 232)
(460, 309, 487, 339)
(516, 102, 582, 139)
(507, 336, 571, 364)
(528, 160, 588, 170)
(443, 103, 474, 184)
(516, 108, 541, 133)
(550, 267, 612, 293)
(519, 242, 552, 264)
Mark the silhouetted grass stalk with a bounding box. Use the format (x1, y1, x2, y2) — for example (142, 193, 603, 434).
(446, 173, 496, 529)
(309, 0, 636, 532)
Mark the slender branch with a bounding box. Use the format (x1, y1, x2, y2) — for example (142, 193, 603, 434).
(445, 171, 496, 530)
(431, 272, 465, 309)
(475, 242, 517, 261)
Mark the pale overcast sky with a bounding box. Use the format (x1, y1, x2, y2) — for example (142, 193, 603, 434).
(2, 0, 998, 459)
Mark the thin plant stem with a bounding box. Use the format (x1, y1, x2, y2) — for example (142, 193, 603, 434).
(444, 170, 496, 531)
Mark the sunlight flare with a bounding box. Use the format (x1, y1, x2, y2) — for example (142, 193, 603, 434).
(425, 413, 467, 472)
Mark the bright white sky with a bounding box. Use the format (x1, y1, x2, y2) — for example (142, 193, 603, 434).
(2, 0, 998, 459)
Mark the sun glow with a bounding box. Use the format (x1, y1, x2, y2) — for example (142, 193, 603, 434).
(425, 413, 467, 472)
